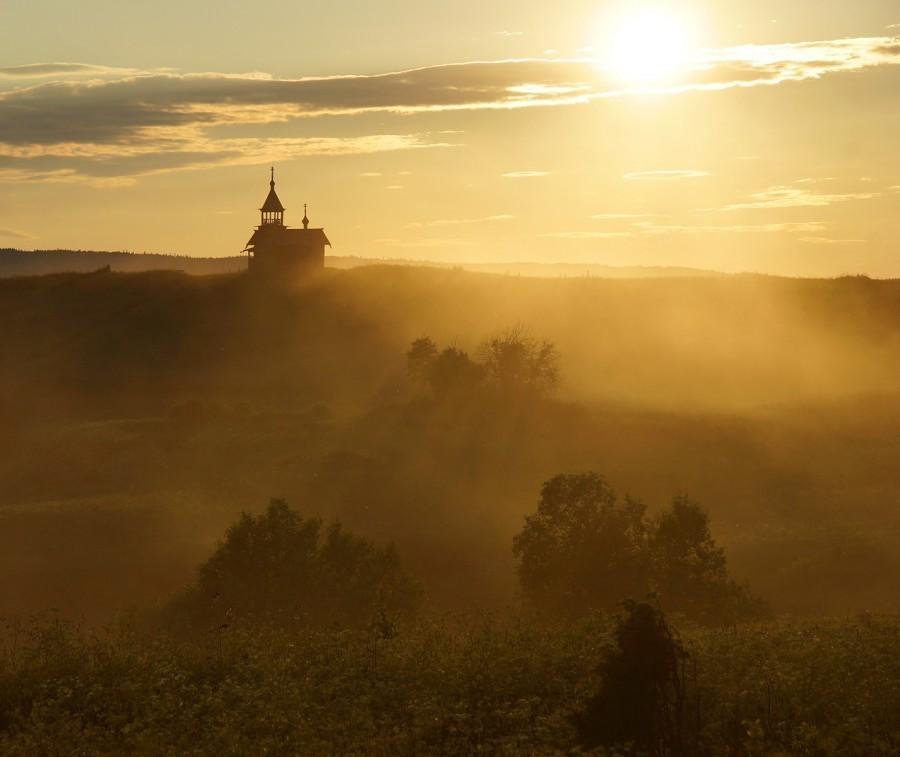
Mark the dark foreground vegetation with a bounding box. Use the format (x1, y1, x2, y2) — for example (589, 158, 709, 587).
(1, 611, 897, 755)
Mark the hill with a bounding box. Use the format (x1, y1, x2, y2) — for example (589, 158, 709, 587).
(1, 247, 724, 279)
(1, 266, 899, 620)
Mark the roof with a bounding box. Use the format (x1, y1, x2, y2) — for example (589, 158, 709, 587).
(260, 186, 285, 213)
(245, 226, 331, 250)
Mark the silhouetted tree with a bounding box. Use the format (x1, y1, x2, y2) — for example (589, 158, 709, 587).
(575, 601, 692, 755)
(651, 494, 764, 624)
(168, 499, 420, 629)
(479, 327, 558, 398)
(513, 474, 765, 623)
(407, 336, 438, 386)
(428, 347, 484, 398)
(513, 473, 650, 616)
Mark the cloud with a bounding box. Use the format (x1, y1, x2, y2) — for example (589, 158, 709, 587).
(714, 185, 879, 211)
(799, 236, 867, 244)
(539, 231, 634, 239)
(377, 238, 474, 248)
(2, 32, 899, 183)
(406, 214, 515, 228)
(495, 31, 524, 38)
(590, 213, 654, 220)
(624, 170, 711, 181)
(0, 227, 36, 239)
(0, 63, 141, 79)
(636, 220, 826, 235)
(0, 134, 448, 186)
(502, 170, 550, 178)
(541, 220, 826, 240)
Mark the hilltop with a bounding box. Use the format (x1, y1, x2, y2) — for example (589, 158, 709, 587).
(1, 247, 725, 279)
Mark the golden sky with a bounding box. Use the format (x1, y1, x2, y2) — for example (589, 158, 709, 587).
(1, 0, 899, 276)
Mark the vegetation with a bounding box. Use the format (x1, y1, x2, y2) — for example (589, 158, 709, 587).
(575, 601, 691, 754)
(0, 612, 897, 755)
(166, 499, 420, 630)
(0, 262, 898, 752)
(514, 474, 762, 623)
(1, 267, 899, 621)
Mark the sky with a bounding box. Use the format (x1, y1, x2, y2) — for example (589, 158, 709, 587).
(1, 0, 899, 276)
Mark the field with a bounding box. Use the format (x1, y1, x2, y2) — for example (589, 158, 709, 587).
(1, 613, 897, 755)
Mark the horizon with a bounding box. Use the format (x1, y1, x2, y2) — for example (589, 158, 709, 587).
(2, 1, 899, 277)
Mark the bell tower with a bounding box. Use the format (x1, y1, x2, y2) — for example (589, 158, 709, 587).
(260, 167, 285, 226)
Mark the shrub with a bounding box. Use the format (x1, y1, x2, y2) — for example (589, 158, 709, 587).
(575, 601, 694, 754)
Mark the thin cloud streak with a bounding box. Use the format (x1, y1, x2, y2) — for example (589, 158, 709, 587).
(0, 63, 143, 79)
(637, 221, 826, 235)
(799, 236, 867, 244)
(591, 213, 655, 220)
(0, 227, 37, 239)
(539, 231, 635, 239)
(0, 134, 451, 186)
(540, 221, 827, 240)
(406, 215, 515, 228)
(714, 185, 879, 211)
(502, 171, 550, 178)
(624, 170, 711, 181)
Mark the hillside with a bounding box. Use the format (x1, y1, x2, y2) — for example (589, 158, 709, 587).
(1, 266, 899, 620)
(1, 248, 724, 280)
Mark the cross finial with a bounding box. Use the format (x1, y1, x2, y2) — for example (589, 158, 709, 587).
(303, 203, 310, 229)
(270, 166, 275, 187)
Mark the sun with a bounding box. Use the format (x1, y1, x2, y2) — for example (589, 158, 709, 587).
(603, 7, 698, 84)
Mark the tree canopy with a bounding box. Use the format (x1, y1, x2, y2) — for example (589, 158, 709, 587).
(168, 499, 421, 629)
(513, 473, 764, 623)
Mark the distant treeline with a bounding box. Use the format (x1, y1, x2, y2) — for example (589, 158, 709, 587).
(0, 248, 246, 276)
(0, 247, 731, 279)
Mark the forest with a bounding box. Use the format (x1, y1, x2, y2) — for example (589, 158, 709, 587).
(1, 266, 899, 754)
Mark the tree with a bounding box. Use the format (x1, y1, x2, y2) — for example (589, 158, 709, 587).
(478, 327, 558, 398)
(428, 347, 484, 398)
(575, 601, 692, 755)
(512, 473, 650, 617)
(651, 494, 764, 623)
(406, 336, 438, 386)
(168, 499, 421, 629)
(513, 474, 765, 623)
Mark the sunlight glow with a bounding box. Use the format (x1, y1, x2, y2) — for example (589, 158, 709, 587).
(603, 7, 699, 84)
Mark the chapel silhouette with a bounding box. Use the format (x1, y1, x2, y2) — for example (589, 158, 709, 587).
(243, 168, 330, 277)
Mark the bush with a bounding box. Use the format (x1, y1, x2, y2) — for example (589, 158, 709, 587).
(575, 601, 694, 754)
(167, 499, 421, 629)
